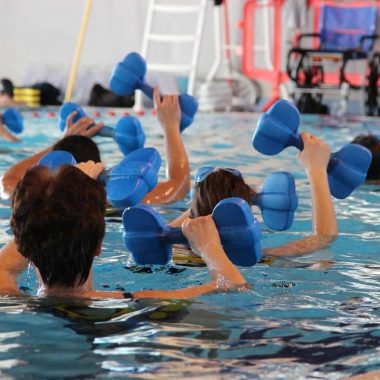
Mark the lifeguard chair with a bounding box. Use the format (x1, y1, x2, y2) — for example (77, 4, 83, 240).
(286, 1, 379, 115)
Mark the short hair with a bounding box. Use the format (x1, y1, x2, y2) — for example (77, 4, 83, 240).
(11, 165, 106, 288)
(52, 135, 101, 163)
(190, 168, 255, 218)
(0, 78, 14, 97)
(351, 134, 380, 180)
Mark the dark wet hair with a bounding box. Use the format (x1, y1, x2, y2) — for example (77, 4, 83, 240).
(351, 134, 380, 180)
(0, 78, 14, 97)
(11, 165, 106, 288)
(190, 168, 256, 218)
(52, 135, 101, 163)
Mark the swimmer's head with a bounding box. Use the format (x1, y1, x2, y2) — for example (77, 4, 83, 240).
(351, 134, 380, 180)
(11, 165, 106, 288)
(0, 78, 14, 97)
(52, 135, 101, 163)
(190, 168, 256, 218)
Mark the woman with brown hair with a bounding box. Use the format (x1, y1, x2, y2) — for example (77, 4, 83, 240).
(171, 132, 338, 258)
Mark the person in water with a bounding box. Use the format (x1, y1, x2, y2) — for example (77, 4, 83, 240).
(169, 132, 338, 257)
(351, 134, 380, 182)
(1, 88, 190, 204)
(0, 160, 247, 299)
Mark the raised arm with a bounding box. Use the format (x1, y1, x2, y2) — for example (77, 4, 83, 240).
(143, 88, 190, 204)
(264, 132, 338, 257)
(0, 111, 103, 199)
(0, 239, 28, 295)
(132, 215, 248, 299)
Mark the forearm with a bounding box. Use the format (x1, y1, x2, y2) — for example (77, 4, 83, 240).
(263, 234, 335, 257)
(132, 282, 216, 299)
(164, 123, 190, 180)
(143, 123, 190, 203)
(133, 243, 247, 300)
(1, 145, 52, 198)
(308, 168, 338, 236)
(204, 244, 247, 286)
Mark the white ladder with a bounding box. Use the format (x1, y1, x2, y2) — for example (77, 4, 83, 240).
(134, 0, 208, 113)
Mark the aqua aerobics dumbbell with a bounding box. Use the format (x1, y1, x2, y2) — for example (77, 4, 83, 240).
(38, 147, 161, 208)
(1, 108, 24, 134)
(59, 102, 145, 155)
(109, 52, 198, 132)
(194, 166, 298, 231)
(252, 100, 372, 199)
(123, 197, 262, 267)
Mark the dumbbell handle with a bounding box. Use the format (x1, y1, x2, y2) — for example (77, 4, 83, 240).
(60, 104, 113, 132)
(138, 81, 155, 99)
(160, 227, 189, 246)
(97, 125, 115, 138)
(291, 132, 341, 171)
(137, 80, 188, 112)
(97, 160, 149, 186)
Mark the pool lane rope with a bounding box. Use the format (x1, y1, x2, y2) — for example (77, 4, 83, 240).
(64, 0, 93, 102)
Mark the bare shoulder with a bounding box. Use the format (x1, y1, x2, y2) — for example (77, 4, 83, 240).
(0, 270, 22, 296)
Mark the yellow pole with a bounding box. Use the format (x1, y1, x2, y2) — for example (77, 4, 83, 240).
(64, 0, 93, 102)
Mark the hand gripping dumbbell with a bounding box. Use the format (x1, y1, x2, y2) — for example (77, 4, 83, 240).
(123, 197, 262, 267)
(38, 147, 161, 208)
(109, 52, 198, 132)
(252, 99, 372, 199)
(59, 102, 145, 155)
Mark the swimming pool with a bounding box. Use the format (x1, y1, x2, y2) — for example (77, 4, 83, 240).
(0, 108, 379, 379)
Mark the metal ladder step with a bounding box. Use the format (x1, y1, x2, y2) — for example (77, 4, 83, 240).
(153, 4, 201, 13)
(147, 34, 195, 43)
(148, 63, 192, 73)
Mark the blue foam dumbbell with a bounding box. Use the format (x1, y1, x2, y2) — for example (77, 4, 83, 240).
(252, 100, 372, 199)
(109, 52, 198, 132)
(59, 102, 145, 155)
(38, 147, 161, 207)
(252, 171, 298, 231)
(2, 108, 24, 134)
(38, 150, 77, 168)
(123, 197, 262, 267)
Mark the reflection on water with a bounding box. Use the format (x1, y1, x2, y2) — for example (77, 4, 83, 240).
(0, 110, 379, 379)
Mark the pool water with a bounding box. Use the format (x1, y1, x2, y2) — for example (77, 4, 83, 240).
(0, 108, 379, 379)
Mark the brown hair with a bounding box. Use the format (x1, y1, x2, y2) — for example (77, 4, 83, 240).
(10, 165, 106, 288)
(190, 168, 256, 218)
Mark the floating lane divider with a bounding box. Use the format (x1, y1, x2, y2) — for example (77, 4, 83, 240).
(59, 102, 145, 155)
(38, 147, 161, 208)
(109, 51, 198, 132)
(252, 99, 372, 199)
